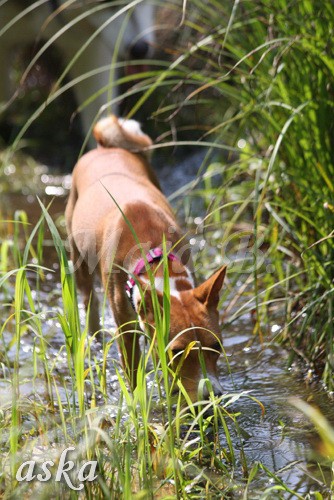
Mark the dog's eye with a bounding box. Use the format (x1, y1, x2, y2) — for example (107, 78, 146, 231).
(171, 348, 183, 358)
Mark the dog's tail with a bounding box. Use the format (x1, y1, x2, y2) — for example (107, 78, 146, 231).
(93, 115, 152, 157)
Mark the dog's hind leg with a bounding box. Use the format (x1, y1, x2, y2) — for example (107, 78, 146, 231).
(71, 241, 100, 334)
(65, 185, 100, 333)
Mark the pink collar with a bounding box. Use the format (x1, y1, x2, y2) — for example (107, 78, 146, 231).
(125, 247, 178, 308)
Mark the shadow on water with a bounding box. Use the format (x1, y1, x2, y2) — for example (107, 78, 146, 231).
(0, 152, 333, 496)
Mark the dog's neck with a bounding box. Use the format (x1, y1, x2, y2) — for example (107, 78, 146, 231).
(126, 248, 194, 310)
(139, 259, 194, 295)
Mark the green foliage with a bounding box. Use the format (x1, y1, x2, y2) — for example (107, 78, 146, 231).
(149, 0, 334, 390)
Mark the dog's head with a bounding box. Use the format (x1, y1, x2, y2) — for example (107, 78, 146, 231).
(134, 265, 227, 402)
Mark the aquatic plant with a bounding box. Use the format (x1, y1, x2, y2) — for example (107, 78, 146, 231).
(0, 196, 332, 497)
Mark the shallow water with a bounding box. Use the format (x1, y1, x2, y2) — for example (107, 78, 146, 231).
(220, 322, 333, 496)
(1, 154, 333, 497)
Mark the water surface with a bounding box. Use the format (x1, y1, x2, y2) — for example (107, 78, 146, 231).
(0, 154, 333, 498)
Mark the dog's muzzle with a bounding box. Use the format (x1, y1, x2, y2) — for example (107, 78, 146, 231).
(200, 375, 224, 400)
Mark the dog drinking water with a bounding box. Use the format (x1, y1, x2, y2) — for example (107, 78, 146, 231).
(65, 116, 226, 401)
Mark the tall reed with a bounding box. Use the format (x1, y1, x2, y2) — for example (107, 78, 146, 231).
(145, 0, 334, 390)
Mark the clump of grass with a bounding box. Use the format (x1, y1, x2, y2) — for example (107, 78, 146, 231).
(145, 0, 334, 390)
(232, 1, 334, 391)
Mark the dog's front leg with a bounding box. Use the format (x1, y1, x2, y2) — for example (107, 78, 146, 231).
(117, 323, 141, 390)
(104, 275, 141, 389)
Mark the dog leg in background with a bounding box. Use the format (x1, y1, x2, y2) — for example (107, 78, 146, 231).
(72, 241, 100, 334)
(65, 183, 100, 333)
(59, 39, 118, 147)
(0, 46, 12, 112)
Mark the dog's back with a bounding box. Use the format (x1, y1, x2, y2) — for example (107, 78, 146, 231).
(65, 117, 173, 267)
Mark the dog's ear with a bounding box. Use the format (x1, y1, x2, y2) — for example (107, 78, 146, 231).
(193, 265, 227, 310)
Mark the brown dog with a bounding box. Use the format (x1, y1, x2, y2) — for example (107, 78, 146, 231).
(65, 116, 226, 401)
